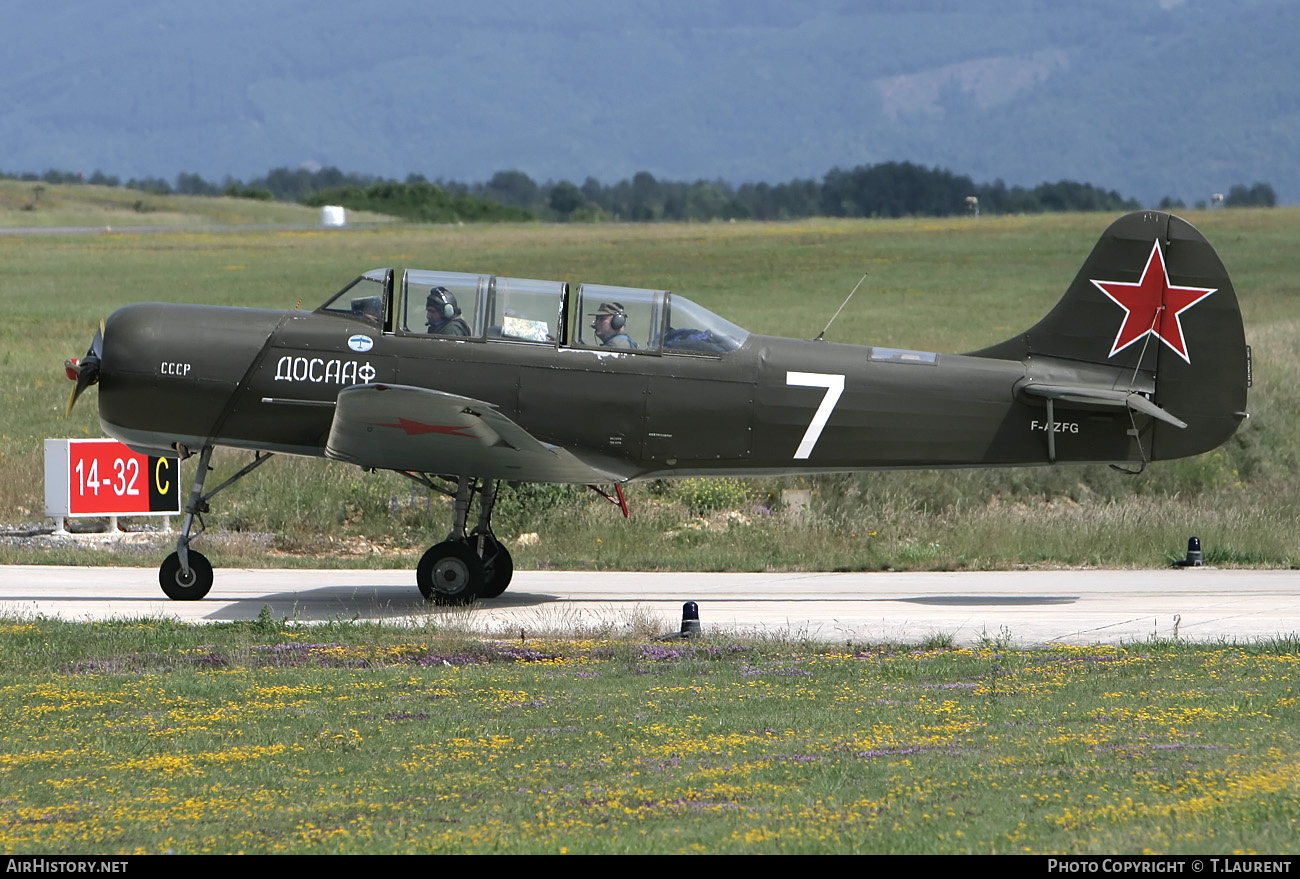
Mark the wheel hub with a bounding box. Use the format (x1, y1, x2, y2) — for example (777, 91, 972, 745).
(434, 558, 469, 592)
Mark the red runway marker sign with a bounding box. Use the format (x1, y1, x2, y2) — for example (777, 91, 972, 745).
(45, 439, 181, 518)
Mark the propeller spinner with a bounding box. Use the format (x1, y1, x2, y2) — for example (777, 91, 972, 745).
(64, 324, 104, 417)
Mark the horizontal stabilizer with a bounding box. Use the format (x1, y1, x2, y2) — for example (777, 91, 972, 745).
(1020, 383, 1187, 429)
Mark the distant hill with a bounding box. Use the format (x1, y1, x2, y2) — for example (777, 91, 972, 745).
(2, 0, 1294, 204)
(0, 178, 397, 228)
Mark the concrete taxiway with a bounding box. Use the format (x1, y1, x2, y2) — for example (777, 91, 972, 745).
(0, 565, 1296, 647)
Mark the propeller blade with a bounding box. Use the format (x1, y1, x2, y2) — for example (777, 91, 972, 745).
(64, 383, 81, 418)
(64, 364, 99, 417)
(64, 326, 104, 418)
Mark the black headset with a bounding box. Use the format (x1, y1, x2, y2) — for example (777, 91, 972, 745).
(593, 302, 626, 332)
(427, 286, 456, 320)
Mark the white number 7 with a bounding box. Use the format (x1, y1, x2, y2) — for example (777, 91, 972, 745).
(787, 371, 845, 459)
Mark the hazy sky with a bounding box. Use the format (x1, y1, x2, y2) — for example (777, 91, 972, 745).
(3, 1, 1290, 203)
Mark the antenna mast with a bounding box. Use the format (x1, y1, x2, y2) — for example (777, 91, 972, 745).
(815, 273, 869, 341)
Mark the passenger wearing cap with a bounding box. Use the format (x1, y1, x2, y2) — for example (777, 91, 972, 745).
(426, 286, 471, 336)
(590, 301, 637, 349)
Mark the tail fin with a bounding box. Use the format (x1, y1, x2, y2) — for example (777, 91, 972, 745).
(973, 211, 1249, 461)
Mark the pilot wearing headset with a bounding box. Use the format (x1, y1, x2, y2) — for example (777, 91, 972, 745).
(590, 301, 637, 348)
(426, 286, 471, 336)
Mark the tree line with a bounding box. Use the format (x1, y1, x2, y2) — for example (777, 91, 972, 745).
(2, 163, 1277, 223)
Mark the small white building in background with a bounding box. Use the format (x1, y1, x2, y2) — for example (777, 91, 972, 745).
(320, 205, 347, 227)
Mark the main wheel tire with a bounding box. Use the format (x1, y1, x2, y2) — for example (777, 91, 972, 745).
(159, 550, 214, 601)
(473, 533, 514, 599)
(416, 541, 484, 606)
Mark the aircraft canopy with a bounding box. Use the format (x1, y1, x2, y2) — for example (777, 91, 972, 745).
(317, 269, 749, 355)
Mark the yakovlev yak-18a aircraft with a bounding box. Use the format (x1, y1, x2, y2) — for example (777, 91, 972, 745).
(64, 211, 1249, 603)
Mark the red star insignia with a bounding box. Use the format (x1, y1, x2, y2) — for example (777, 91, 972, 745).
(1091, 241, 1216, 364)
(369, 417, 476, 437)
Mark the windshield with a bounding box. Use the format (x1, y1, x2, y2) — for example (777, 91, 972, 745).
(316, 269, 390, 326)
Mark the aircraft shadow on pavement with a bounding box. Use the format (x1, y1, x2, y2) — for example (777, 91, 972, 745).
(200, 586, 559, 622)
(888, 595, 1079, 606)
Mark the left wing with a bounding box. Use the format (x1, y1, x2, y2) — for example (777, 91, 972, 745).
(325, 383, 621, 483)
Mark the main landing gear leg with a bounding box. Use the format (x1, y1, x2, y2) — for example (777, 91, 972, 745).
(412, 476, 514, 605)
(417, 476, 483, 606)
(469, 479, 513, 600)
(158, 448, 274, 601)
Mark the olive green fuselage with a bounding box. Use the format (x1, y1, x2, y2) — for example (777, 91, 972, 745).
(99, 301, 1150, 481)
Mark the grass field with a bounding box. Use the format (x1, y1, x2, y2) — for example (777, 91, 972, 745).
(1, 195, 1297, 572)
(1, 615, 1297, 854)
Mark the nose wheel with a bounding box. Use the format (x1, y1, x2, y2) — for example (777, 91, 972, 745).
(159, 550, 213, 600)
(156, 446, 274, 601)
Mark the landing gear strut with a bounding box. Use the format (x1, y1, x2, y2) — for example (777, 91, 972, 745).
(158, 446, 274, 601)
(155, 451, 512, 606)
(408, 475, 513, 605)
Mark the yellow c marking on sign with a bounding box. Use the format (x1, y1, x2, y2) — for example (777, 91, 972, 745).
(155, 457, 170, 495)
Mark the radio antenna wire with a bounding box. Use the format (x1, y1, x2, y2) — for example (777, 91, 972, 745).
(815, 273, 868, 341)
